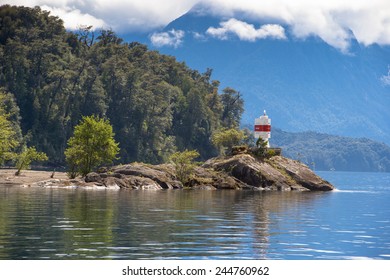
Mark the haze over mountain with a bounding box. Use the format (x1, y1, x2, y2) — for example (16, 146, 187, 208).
(133, 5, 390, 146)
(271, 128, 390, 172)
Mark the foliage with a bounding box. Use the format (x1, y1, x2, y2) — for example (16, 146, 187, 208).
(220, 87, 244, 128)
(0, 91, 20, 164)
(168, 149, 200, 185)
(211, 128, 245, 155)
(0, 5, 244, 166)
(241, 127, 256, 147)
(0, 113, 17, 164)
(15, 146, 48, 175)
(253, 137, 269, 158)
(65, 115, 120, 177)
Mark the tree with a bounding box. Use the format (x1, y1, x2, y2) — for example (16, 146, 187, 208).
(0, 6, 244, 166)
(220, 87, 244, 128)
(168, 149, 200, 185)
(0, 113, 18, 164)
(64, 115, 119, 177)
(15, 146, 48, 175)
(211, 128, 245, 155)
(0, 92, 20, 164)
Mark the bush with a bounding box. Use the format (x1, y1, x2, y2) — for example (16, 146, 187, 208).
(168, 150, 200, 185)
(15, 147, 48, 175)
(212, 128, 245, 155)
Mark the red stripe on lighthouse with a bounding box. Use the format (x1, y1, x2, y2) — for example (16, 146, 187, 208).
(254, 125, 271, 132)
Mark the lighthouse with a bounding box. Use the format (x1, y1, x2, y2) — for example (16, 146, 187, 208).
(254, 110, 271, 148)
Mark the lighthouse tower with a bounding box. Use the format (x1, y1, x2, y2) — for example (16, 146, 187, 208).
(254, 110, 271, 148)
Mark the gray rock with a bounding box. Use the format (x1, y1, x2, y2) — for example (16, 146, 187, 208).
(77, 154, 334, 191)
(112, 163, 182, 189)
(203, 154, 334, 191)
(85, 172, 102, 183)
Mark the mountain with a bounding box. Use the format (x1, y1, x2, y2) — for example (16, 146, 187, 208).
(271, 128, 390, 172)
(144, 6, 390, 146)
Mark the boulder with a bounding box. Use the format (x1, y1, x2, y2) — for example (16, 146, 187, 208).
(189, 166, 249, 190)
(112, 163, 183, 189)
(268, 156, 334, 191)
(85, 172, 102, 183)
(203, 154, 334, 191)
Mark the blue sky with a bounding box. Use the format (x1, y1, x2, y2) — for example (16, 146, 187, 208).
(2, 0, 390, 53)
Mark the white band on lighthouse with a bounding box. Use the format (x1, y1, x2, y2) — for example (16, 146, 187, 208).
(254, 110, 271, 147)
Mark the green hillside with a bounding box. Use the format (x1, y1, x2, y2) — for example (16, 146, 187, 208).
(0, 5, 243, 166)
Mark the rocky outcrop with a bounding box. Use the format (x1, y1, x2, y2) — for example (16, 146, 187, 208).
(202, 154, 334, 191)
(21, 154, 334, 191)
(83, 163, 183, 190)
(81, 154, 334, 191)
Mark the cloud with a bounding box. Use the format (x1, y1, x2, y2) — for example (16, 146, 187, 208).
(150, 29, 185, 48)
(40, 5, 106, 30)
(206, 19, 286, 41)
(2, 0, 390, 51)
(381, 67, 390, 86)
(200, 0, 390, 52)
(192, 32, 207, 41)
(3, 0, 198, 31)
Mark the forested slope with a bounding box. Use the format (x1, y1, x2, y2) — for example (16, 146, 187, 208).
(0, 5, 243, 166)
(272, 128, 390, 172)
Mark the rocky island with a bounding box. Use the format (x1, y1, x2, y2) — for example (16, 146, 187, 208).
(12, 154, 334, 191)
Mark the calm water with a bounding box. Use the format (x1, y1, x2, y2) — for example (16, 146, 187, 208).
(0, 171, 389, 260)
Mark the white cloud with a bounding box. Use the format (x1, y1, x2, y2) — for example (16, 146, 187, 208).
(150, 29, 185, 48)
(2, 0, 198, 31)
(41, 5, 106, 30)
(2, 0, 390, 51)
(192, 32, 207, 41)
(381, 67, 390, 86)
(206, 19, 286, 41)
(200, 0, 390, 52)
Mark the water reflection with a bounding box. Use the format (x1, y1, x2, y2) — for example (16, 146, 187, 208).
(0, 186, 327, 259)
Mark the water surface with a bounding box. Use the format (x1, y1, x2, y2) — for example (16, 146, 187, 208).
(0, 171, 389, 259)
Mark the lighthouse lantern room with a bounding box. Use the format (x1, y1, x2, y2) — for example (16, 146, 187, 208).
(254, 110, 271, 148)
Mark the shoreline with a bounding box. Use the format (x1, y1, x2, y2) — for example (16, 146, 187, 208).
(0, 154, 335, 191)
(0, 169, 69, 186)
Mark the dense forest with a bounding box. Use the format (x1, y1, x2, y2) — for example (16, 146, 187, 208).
(0, 5, 244, 166)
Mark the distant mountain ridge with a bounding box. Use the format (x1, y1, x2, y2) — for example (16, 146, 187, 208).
(271, 128, 390, 172)
(144, 6, 390, 145)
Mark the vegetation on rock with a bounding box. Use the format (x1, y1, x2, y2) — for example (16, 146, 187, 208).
(168, 149, 200, 185)
(211, 128, 245, 155)
(81, 153, 334, 191)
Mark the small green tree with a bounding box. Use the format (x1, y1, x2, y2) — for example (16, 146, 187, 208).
(254, 137, 269, 158)
(65, 115, 120, 177)
(211, 128, 245, 155)
(169, 149, 200, 185)
(15, 147, 48, 175)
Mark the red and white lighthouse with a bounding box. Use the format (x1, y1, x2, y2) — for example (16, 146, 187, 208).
(254, 110, 271, 147)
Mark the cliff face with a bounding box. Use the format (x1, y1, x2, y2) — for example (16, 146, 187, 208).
(79, 154, 334, 191)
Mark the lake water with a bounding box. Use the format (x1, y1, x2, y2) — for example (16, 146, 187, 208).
(0, 171, 389, 260)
